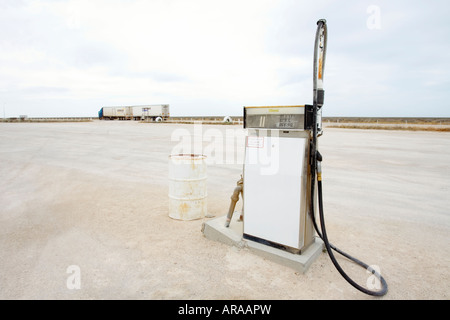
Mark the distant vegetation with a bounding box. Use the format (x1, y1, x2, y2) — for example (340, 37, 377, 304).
(323, 117, 450, 131)
(323, 117, 450, 125)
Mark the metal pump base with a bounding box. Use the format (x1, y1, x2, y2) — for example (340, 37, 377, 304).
(202, 214, 324, 274)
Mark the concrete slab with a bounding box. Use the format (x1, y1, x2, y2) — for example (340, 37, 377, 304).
(202, 214, 324, 274)
(1, 122, 449, 299)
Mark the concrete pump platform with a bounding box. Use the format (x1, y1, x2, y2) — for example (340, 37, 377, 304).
(202, 213, 324, 274)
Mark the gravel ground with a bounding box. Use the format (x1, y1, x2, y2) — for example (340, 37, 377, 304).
(0, 121, 448, 300)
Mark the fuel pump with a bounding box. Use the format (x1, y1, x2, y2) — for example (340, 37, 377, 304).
(227, 19, 388, 297)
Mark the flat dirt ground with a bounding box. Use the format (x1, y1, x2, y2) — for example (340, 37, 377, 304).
(0, 121, 448, 300)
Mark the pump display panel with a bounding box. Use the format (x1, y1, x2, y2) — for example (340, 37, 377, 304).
(244, 105, 314, 130)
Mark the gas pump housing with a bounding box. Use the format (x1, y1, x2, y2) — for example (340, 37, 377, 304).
(242, 105, 319, 254)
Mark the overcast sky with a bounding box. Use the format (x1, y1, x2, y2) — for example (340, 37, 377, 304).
(1, 0, 449, 118)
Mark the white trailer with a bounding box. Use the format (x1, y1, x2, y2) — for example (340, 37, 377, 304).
(101, 107, 115, 118)
(99, 104, 170, 121)
(139, 104, 170, 121)
(100, 107, 130, 120)
(115, 107, 126, 119)
(131, 106, 144, 119)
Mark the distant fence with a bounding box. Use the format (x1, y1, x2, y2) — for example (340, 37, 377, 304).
(161, 116, 243, 125)
(2, 117, 93, 122)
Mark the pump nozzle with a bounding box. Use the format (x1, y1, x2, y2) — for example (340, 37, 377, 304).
(316, 151, 322, 181)
(313, 19, 327, 108)
(316, 151, 322, 162)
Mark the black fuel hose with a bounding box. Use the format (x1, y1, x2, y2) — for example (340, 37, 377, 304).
(315, 172, 388, 297)
(310, 19, 388, 297)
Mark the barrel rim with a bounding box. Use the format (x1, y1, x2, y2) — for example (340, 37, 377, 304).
(169, 153, 207, 160)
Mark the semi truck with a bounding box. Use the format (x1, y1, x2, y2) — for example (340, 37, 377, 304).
(98, 104, 170, 121)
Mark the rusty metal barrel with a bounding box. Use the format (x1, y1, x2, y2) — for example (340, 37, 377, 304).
(168, 154, 207, 220)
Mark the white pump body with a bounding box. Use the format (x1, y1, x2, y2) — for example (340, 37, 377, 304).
(242, 105, 318, 253)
